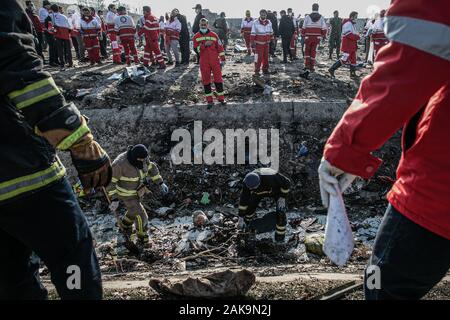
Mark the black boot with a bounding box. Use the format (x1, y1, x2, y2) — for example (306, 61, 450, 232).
(274, 211, 287, 243)
(350, 65, 358, 78)
(328, 60, 342, 78)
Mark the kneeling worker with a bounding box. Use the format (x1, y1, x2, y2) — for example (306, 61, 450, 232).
(238, 168, 291, 242)
(107, 145, 169, 252)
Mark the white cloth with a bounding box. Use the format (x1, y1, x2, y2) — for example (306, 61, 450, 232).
(323, 186, 354, 267)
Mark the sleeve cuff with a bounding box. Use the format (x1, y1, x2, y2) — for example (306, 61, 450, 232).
(324, 141, 382, 179)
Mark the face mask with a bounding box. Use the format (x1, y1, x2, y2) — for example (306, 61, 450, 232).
(200, 28, 208, 33)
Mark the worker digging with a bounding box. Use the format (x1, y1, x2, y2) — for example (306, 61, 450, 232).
(0, 0, 449, 304)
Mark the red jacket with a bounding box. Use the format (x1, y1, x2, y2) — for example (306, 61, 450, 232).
(27, 10, 43, 33)
(139, 13, 160, 40)
(301, 11, 327, 39)
(193, 30, 226, 62)
(340, 19, 360, 53)
(324, 0, 450, 240)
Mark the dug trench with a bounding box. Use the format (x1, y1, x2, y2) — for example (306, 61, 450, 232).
(42, 99, 448, 300)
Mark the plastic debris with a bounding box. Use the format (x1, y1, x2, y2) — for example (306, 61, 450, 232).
(200, 192, 210, 205)
(75, 88, 91, 98)
(297, 142, 309, 157)
(118, 65, 156, 86)
(305, 233, 325, 256)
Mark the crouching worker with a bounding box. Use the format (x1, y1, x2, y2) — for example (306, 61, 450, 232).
(107, 145, 169, 253)
(238, 168, 291, 242)
(193, 18, 226, 108)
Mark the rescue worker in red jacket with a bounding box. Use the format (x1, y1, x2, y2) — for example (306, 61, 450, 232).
(105, 4, 122, 64)
(115, 6, 138, 66)
(318, 0, 450, 300)
(328, 11, 360, 79)
(240, 10, 254, 56)
(80, 7, 101, 65)
(250, 9, 273, 75)
(369, 9, 389, 58)
(300, 3, 327, 78)
(193, 18, 227, 108)
(138, 6, 166, 69)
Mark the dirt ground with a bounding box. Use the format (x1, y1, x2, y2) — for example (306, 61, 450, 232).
(40, 39, 449, 300)
(49, 38, 370, 109)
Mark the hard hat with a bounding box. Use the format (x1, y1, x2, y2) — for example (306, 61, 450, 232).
(244, 172, 261, 190)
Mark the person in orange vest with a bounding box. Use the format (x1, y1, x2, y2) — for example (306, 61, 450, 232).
(105, 4, 122, 64)
(80, 7, 101, 65)
(240, 10, 254, 55)
(114, 6, 139, 66)
(193, 18, 227, 108)
(138, 6, 166, 69)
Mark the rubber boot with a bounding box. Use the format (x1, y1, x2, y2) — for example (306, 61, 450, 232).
(204, 83, 214, 109)
(328, 60, 342, 78)
(215, 82, 226, 106)
(274, 211, 287, 242)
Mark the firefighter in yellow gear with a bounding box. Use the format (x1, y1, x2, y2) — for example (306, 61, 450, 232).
(107, 145, 169, 250)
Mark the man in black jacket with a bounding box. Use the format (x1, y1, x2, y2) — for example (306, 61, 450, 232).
(192, 4, 204, 64)
(176, 9, 190, 64)
(267, 10, 278, 57)
(278, 10, 295, 63)
(0, 0, 111, 300)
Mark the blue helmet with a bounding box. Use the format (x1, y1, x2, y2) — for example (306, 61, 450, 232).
(243, 172, 261, 189)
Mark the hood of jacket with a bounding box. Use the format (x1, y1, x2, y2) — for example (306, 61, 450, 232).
(309, 12, 322, 22)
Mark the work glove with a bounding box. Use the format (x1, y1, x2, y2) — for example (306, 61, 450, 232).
(109, 200, 119, 212)
(70, 133, 112, 194)
(276, 197, 287, 213)
(160, 183, 169, 195)
(318, 157, 356, 208)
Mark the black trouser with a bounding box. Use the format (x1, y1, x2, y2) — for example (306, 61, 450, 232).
(45, 31, 58, 65)
(270, 38, 277, 56)
(0, 178, 102, 300)
(281, 37, 292, 61)
(365, 205, 450, 300)
(329, 36, 340, 58)
(242, 195, 286, 236)
(71, 36, 80, 59)
(100, 32, 107, 57)
(159, 35, 165, 52)
(55, 38, 72, 67)
(179, 33, 190, 64)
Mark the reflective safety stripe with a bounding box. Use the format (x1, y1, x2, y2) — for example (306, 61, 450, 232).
(239, 205, 248, 210)
(0, 159, 66, 201)
(151, 174, 162, 182)
(275, 229, 286, 235)
(120, 176, 140, 182)
(122, 214, 134, 226)
(219, 52, 225, 56)
(276, 225, 286, 231)
(205, 92, 214, 97)
(108, 189, 117, 196)
(116, 185, 138, 196)
(8, 78, 60, 110)
(111, 177, 119, 183)
(281, 188, 290, 194)
(136, 215, 144, 234)
(216, 91, 225, 96)
(196, 36, 218, 42)
(385, 16, 450, 62)
(57, 123, 91, 151)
